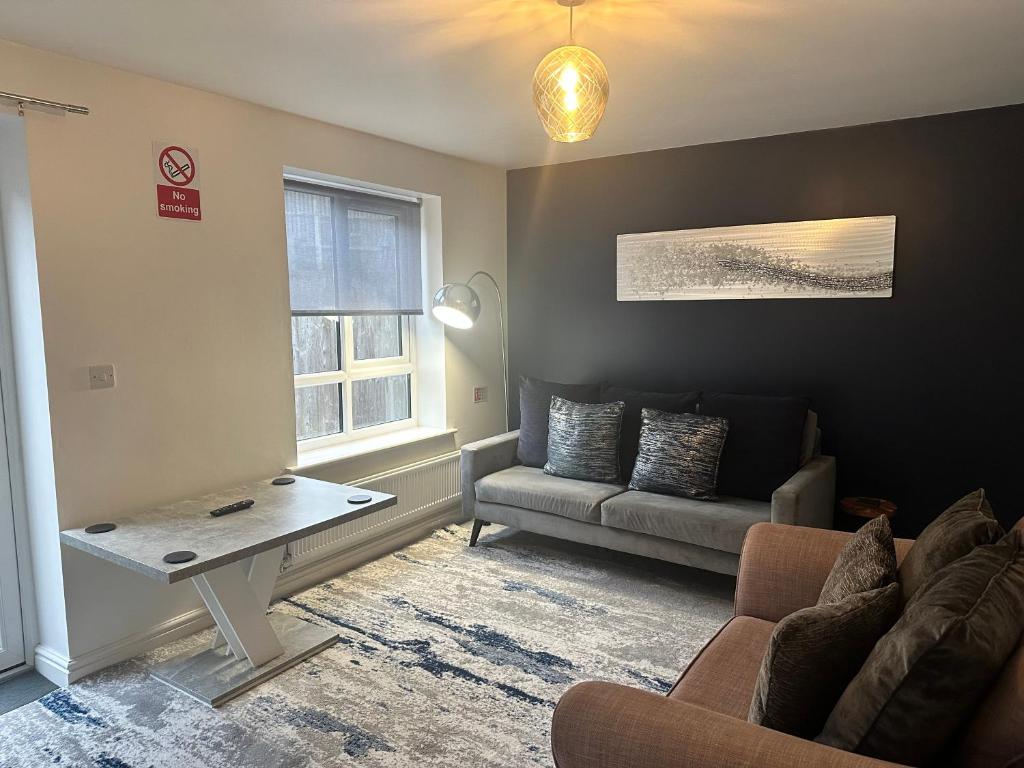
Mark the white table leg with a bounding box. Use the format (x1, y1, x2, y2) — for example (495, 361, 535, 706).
(209, 545, 283, 653)
(192, 545, 285, 668)
(152, 543, 337, 706)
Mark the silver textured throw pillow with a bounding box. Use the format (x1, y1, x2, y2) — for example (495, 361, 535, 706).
(628, 409, 729, 500)
(543, 396, 625, 484)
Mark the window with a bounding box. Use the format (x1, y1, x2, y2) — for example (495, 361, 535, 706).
(284, 179, 423, 446)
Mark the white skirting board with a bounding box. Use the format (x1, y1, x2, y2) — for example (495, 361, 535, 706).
(35, 452, 463, 687)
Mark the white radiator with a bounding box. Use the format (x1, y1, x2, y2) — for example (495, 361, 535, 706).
(286, 451, 462, 563)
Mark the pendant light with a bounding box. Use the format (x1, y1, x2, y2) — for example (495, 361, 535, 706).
(532, 0, 610, 143)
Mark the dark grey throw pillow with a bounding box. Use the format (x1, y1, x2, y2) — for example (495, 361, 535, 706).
(749, 583, 900, 739)
(516, 376, 600, 468)
(543, 397, 624, 483)
(628, 410, 729, 501)
(818, 516, 897, 604)
(898, 488, 1003, 605)
(700, 392, 809, 502)
(817, 529, 1024, 767)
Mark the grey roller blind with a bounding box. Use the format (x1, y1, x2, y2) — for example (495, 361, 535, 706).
(284, 180, 423, 315)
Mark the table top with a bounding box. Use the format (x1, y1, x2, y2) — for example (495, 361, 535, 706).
(840, 496, 898, 519)
(60, 475, 396, 584)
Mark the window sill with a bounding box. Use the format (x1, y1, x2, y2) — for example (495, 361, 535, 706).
(291, 427, 457, 471)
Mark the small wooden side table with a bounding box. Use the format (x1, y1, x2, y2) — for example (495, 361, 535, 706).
(840, 496, 897, 530)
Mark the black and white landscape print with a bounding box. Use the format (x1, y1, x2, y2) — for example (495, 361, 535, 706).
(617, 215, 896, 301)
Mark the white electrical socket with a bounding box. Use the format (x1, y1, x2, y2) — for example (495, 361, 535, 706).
(89, 364, 116, 390)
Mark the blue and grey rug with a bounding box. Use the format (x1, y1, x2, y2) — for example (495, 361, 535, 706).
(0, 524, 733, 767)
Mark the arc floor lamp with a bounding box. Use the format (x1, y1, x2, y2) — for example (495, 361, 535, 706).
(431, 272, 509, 432)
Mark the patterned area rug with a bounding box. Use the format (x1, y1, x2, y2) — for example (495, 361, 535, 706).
(0, 524, 734, 767)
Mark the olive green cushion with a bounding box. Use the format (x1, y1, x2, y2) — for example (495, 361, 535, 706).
(819, 516, 897, 604)
(749, 583, 900, 739)
(898, 488, 1003, 605)
(817, 529, 1024, 766)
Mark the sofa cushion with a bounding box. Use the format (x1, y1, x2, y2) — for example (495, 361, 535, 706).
(955, 517, 1024, 768)
(516, 375, 600, 468)
(898, 488, 1003, 605)
(544, 397, 625, 484)
(628, 410, 730, 501)
(818, 529, 1024, 767)
(799, 410, 818, 466)
(600, 384, 700, 479)
(818, 516, 897, 604)
(669, 615, 775, 720)
(475, 465, 625, 524)
(601, 491, 769, 554)
(748, 583, 900, 739)
(700, 392, 809, 502)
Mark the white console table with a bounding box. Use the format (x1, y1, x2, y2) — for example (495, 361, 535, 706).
(60, 475, 396, 706)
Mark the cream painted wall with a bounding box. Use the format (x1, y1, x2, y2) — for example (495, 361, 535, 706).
(0, 39, 506, 670)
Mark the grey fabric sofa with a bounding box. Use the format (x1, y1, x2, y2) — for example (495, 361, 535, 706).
(460, 413, 835, 576)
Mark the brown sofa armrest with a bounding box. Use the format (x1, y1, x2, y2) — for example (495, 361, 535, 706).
(734, 522, 913, 622)
(734, 523, 854, 622)
(552, 681, 906, 768)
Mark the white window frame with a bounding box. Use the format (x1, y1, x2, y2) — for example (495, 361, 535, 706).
(294, 314, 418, 449)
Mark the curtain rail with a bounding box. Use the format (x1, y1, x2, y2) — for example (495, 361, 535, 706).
(0, 90, 90, 115)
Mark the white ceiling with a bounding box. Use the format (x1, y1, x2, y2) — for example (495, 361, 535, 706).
(2, 0, 1023, 169)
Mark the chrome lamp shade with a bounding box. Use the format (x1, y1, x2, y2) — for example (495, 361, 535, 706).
(430, 271, 509, 432)
(431, 283, 481, 329)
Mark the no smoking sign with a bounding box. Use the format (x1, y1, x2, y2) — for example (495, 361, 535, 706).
(153, 142, 201, 221)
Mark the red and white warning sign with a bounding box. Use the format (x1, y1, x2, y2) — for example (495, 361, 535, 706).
(153, 142, 201, 221)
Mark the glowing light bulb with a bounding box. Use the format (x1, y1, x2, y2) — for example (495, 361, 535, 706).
(532, 45, 609, 143)
(559, 65, 580, 111)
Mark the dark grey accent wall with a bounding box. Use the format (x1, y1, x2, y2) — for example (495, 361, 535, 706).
(506, 104, 1024, 536)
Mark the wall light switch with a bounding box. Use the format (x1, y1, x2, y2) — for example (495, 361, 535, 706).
(473, 386, 488, 404)
(89, 364, 116, 390)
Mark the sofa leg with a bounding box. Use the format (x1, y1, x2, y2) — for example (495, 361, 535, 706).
(469, 519, 484, 547)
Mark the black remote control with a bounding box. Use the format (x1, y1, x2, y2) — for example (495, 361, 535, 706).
(209, 499, 255, 517)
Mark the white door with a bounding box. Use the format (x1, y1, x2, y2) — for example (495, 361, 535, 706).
(0, 370, 24, 672)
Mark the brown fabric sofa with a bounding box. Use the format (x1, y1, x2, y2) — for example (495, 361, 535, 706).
(552, 521, 1024, 768)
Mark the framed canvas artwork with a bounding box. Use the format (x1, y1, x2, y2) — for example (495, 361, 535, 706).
(617, 215, 896, 301)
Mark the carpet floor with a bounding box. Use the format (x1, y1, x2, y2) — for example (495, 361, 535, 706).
(0, 524, 734, 767)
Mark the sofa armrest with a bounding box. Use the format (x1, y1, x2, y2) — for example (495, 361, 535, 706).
(735, 523, 914, 622)
(552, 681, 905, 768)
(460, 430, 519, 520)
(771, 455, 836, 528)
(735, 522, 855, 622)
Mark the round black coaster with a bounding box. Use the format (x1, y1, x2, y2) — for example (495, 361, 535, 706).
(85, 523, 116, 534)
(271, 476, 296, 486)
(163, 550, 197, 564)
(347, 494, 372, 505)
